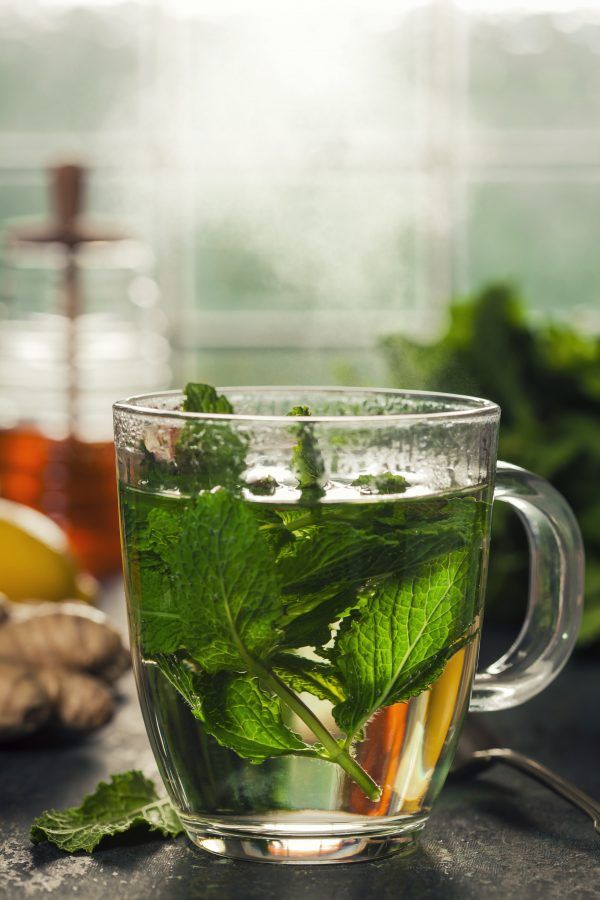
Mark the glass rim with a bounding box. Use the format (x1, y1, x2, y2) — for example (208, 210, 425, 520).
(113, 386, 500, 424)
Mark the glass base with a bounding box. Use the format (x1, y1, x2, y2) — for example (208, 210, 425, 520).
(182, 816, 426, 865)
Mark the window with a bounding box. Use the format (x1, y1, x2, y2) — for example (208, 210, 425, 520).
(1, 1, 598, 385)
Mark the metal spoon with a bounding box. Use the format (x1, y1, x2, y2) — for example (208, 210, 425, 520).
(452, 717, 600, 834)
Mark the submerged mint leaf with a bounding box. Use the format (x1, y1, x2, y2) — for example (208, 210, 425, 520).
(385, 629, 476, 705)
(200, 673, 311, 762)
(139, 491, 283, 672)
(154, 653, 205, 720)
(286, 405, 326, 499)
(277, 519, 466, 599)
(332, 549, 479, 737)
(30, 772, 182, 853)
(280, 587, 359, 650)
(155, 655, 312, 761)
(136, 567, 184, 655)
(273, 653, 346, 705)
(352, 473, 409, 495)
(275, 499, 481, 649)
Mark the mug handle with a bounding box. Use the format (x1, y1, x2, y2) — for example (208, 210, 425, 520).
(470, 462, 585, 712)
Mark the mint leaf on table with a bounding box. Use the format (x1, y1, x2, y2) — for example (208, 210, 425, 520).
(286, 405, 326, 499)
(331, 549, 478, 738)
(30, 772, 182, 853)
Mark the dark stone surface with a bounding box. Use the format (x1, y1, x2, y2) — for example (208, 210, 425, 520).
(1, 580, 598, 899)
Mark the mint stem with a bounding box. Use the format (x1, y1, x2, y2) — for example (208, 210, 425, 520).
(258, 509, 321, 536)
(226, 638, 378, 801)
(255, 663, 381, 802)
(224, 597, 379, 799)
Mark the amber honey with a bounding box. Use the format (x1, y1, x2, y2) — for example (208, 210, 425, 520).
(0, 426, 121, 578)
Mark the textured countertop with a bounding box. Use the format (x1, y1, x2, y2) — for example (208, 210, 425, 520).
(1, 580, 598, 900)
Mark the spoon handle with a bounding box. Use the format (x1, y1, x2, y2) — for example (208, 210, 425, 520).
(473, 748, 600, 834)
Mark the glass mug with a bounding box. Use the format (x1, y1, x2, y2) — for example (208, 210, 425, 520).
(113, 388, 584, 865)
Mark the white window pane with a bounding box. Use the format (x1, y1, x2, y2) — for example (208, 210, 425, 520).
(189, 12, 423, 168)
(468, 11, 600, 131)
(465, 177, 600, 322)
(192, 173, 418, 314)
(178, 348, 387, 388)
(0, 3, 144, 133)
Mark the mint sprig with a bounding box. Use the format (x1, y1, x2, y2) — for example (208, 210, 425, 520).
(128, 384, 485, 803)
(30, 772, 182, 853)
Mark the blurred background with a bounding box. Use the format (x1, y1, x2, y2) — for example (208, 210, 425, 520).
(0, 0, 598, 642)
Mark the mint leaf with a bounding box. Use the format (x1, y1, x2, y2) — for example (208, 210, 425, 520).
(174, 421, 248, 492)
(274, 500, 478, 650)
(287, 405, 326, 498)
(200, 673, 311, 761)
(30, 772, 182, 853)
(155, 655, 314, 761)
(139, 383, 247, 494)
(247, 475, 278, 496)
(177, 382, 244, 492)
(332, 549, 478, 737)
(280, 585, 359, 650)
(352, 473, 409, 495)
(277, 520, 465, 599)
(140, 491, 283, 672)
(183, 383, 233, 414)
(384, 630, 476, 705)
(154, 653, 205, 719)
(136, 568, 184, 654)
(273, 653, 345, 704)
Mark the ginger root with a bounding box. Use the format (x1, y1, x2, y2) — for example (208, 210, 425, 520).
(0, 600, 130, 742)
(0, 662, 52, 739)
(0, 594, 10, 626)
(0, 610, 127, 681)
(37, 667, 114, 732)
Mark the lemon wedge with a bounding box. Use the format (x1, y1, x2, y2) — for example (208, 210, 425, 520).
(0, 499, 97, 603)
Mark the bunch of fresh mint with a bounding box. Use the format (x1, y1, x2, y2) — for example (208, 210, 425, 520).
(381, 283, 600, 645)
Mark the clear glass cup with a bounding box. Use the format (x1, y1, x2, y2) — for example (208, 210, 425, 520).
(113, 388, 584, 864)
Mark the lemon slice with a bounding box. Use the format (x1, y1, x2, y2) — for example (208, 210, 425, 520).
(0, 499, 97, 603)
